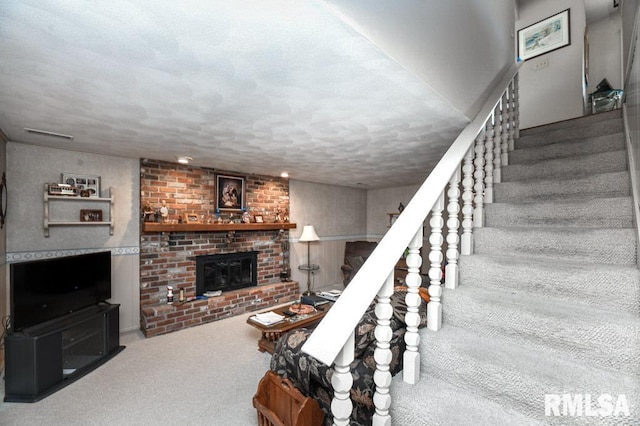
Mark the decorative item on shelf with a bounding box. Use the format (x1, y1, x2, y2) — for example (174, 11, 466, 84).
(274, 207, 283, 223)
(48, 183, 78, 196)
(143, 202, 155, 222)
(61, 172, 100, 198)
(254, 215, 264, 223)
(298, 225, 320, 296)
(185, 213, 200, 224)
(283, 208, 289, 223)
(216, 174, 245, 212)
(80, 209, 103, 222)
(158, 200, 169, 224)
(242, 209, 251, 223)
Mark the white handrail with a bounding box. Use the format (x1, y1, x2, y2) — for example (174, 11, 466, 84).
(301, 61, 522, 367)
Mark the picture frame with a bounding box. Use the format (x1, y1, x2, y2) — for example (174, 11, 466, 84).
(185, 213, 200, 224)
(254, 215, 264, 223)
(518, 9, 570, 61)
(80, 209, 103, 222)
(62, 173, 101, 198)
(216, 174, 245, 211)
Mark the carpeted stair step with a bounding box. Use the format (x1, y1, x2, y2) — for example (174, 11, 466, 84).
(494, 171, 630, 202)
(458, 254, 640, 315)
(484, 196, 633, 228)
(509, 132, 625, 165)
(501, 150, 627, 182)
(520, 110, 622, 136)
(390, 374, 547, 426)
(406, 323, 640, 425)
(517, 119, 624, 149)
(473, 227, 637, 266)
(441, 286, 640, 377)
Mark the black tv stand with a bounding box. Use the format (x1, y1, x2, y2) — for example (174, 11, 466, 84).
(4, 303, 124, 402)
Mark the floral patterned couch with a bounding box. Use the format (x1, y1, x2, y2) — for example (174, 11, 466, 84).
(270, 288, 428, 426)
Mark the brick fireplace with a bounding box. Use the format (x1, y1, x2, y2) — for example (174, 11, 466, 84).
(140, 160, 299, 337)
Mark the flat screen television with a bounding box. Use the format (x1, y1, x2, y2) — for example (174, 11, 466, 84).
(10, 250, 112, 332)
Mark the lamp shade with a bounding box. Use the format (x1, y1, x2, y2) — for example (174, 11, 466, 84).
(299, 225, 319, 242)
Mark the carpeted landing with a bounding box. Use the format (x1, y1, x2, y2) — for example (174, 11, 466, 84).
(391, 110, 640, 425)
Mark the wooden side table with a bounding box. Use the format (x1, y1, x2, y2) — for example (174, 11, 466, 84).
(247, 303, 331, 354)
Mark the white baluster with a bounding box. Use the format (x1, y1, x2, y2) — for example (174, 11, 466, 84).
(484, 114, 495, 204)
(372, 272, 394, 426)
(331, 331, 354, 426)
(445, 165, 460, 289)
(427, 192, 444, 332)
(461, 146, 475, 255)
(473, 133, 485, 227)
(493, 103, 502, 184)
(501, 91, 510, 165)
(404, 226, 423, 383)
(508, 81, 515, 152)
(513, 75, 520, 140)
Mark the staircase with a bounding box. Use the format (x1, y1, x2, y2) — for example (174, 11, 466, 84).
(391, 110, 640, 425)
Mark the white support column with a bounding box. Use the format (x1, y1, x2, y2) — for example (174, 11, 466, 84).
(493, 103, 502, 184)
(445, 165, 460, 289)
(427, 192, 445, 332)
(403, 226, 423, 383)
(372, 272, 394, 426)
(331, 331, 355, 426)
(501, 91, 510, 166)
(484, 115, 495, 204)
(473, 132, 485, 227)
(461, 146, 475, 255)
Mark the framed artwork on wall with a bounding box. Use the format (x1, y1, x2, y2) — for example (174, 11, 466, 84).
(216, 174, 245, 211)
(518, 9, 570, 61)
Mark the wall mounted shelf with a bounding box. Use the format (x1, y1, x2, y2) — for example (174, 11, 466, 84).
(44, 185, 114, 237)
(142, 222, 296, 233)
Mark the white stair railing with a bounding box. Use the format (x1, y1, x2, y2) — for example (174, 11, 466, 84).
(301, 61, 522, 425)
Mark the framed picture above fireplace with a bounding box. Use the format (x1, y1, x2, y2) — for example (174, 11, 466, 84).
(217, 174, 245, 212)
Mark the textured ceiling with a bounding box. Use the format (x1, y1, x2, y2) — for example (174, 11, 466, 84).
(0, 1, 469, 188)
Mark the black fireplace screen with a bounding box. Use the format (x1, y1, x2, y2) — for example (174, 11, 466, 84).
(195, 251, 258, 295)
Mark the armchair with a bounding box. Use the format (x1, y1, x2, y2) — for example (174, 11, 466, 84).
(340, 241, 378, 286)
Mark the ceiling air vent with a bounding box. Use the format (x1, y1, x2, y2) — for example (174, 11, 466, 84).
(24, 127, 74, 140)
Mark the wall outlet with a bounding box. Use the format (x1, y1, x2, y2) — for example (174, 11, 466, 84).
(534, 57, 549, 71)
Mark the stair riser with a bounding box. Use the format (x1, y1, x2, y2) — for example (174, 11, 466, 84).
(494, 171, 630, 202)
(458, 255, 640, 315)
(484, 197, 633, 228)
(517, 119, 624, 149)
(509, 133, 625, 165)
(501, 150, 627, 182)
(520, 110, 622, 136)
(473, 228, 637, 266)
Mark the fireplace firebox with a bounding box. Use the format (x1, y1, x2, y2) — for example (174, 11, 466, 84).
(196, 251, 258, 295)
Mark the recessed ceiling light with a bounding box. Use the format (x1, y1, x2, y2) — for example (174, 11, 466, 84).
(177, 156, 193, 164)
(280, 172, 289, 178)
(24, 127, 74, 140)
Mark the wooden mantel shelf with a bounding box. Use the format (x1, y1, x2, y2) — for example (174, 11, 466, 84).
(143, 222, 297, 233)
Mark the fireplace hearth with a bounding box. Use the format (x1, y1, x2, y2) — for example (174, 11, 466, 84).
(196, 251, 258, 295)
